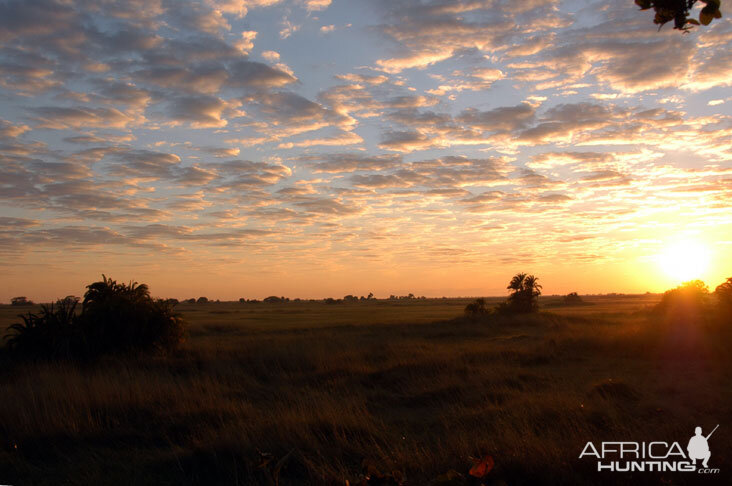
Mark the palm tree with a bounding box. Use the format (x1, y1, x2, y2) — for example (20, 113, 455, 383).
(5, 298, 79, 360)
(80, 275, 181, 355)
(505, 272, 542, 313)
(507, 273, 527, 293)
(83, 274, 150, 311)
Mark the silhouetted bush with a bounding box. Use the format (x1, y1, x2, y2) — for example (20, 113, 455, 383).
(324, 297, 341, 305)
(714, 277, 732, 315)
(464, 298, 490, 319)
(653, 280, 710, 323)
(10, 296, 33, 306)
(196, 296, 209, 304)
(652, 278, 732, 326)
(79, 276, 184, 356)
(263, 296, 287, 303)
(5, 299, 80, 360)
(563, 292, 584, 305)
(4, 275, 185, 361)
(184, 298, 196, 304)
(343, 295, 359, 302)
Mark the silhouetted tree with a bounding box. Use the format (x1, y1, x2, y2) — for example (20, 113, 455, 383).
(80, 275, 184, 356)
(654, 280, 710, 323)
(714, 277, 732, 314)
(10, 296, 32, 306)
(196, 296, 209, 304)
(636, 0, 723, 31)
(500, 273, 542, 314)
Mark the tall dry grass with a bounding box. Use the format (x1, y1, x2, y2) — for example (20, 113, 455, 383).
(0, 297, 730, 485)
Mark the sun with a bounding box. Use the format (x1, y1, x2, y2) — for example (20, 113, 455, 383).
(657, 240, 711, 283)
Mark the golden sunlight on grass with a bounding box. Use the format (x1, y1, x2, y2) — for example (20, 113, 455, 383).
(657, 239, 711, 283)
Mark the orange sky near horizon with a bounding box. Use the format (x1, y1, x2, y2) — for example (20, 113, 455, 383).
(4, 233, 730, 301)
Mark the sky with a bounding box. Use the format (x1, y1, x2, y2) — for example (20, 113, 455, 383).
(1, 0, 731, 302)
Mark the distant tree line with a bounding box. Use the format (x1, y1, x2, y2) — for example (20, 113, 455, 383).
(59, 291, 439, 305)
(388, 293, 426, 300)
(171, 293, 383, 304)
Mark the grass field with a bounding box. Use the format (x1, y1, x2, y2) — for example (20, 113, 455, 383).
(1, 294, 730, 485)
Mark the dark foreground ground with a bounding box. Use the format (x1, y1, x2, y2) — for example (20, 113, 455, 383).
(1, 295, 730, 485)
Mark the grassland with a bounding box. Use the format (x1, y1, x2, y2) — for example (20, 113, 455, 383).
(1, 295, 730, 485)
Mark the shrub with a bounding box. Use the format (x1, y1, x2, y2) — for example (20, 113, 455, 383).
(653, 280, 710, 323)
(196, 296, 209, 304)
(4, 275, 185, 360)
(464, 298, 490, 319)
(80, 276, 184, 355)
(563, 292, 584, 305)
(5, 298, 80, 360)
(10, 296, 33, 306)
(264, 296, 285, 303)
(714, 277, 732, 314)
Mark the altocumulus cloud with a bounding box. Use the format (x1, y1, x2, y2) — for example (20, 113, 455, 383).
(0, 0, 730, 294)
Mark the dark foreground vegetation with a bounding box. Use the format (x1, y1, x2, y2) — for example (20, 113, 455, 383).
(5, 276, 184, 361)
(0, 278, 731, 485)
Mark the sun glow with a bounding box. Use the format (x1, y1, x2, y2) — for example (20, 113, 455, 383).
(657, 240, 711, 283)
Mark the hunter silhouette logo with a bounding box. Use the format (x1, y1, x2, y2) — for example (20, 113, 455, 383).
(688, 425, 718, 469)
(579, 424, 720, 474)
